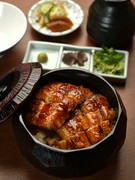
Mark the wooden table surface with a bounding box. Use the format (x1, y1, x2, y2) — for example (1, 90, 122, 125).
(0, 0, 135, 180)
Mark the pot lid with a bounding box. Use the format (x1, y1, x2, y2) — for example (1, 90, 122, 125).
(0, 62, 42, 123)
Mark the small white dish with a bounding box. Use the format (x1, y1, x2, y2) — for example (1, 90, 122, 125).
(0, 2, 27, 54)
(28, 0, 84, 36)
(23, 41, 129, 83)
(23, 41, 62, 70)
(90, 48, 129, 83)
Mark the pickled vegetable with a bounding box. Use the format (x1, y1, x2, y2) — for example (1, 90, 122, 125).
(35, 1, 73, 32)
(49, 4, 67, 20)
(37, 52, 48, 63)
(40, 3, 53, 15)
(47, 17, 73, 32)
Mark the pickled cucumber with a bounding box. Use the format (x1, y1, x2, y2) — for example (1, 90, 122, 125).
(40, 3, 53, 15)
(35, 1, 69, 30)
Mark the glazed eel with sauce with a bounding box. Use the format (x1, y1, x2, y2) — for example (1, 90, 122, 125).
(23, 82, 117, 150)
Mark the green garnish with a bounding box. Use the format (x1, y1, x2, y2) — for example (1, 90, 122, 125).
(93, 45, 125, 75)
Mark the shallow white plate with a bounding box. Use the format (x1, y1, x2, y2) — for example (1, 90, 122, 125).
(0, 2, 27, 54)
(28, 0, 84, 36)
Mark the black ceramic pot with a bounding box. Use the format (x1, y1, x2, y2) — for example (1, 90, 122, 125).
(12, 66, 127, 177)
(87, 0, 135, 48)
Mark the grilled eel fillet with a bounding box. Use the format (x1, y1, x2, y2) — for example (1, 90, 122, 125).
(24, 82, 117, 150)
(24, 82, 93, 130)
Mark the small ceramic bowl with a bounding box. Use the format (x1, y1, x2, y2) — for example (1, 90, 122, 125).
(0, 2, 27, 54)
(12, 67, 127, 177)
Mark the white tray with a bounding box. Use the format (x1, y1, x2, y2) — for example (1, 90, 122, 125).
(23, 41, 129, 83)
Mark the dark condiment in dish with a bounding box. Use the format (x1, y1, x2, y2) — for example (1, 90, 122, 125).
(62, 51, 88, 66)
